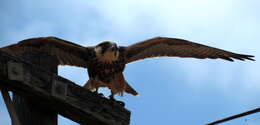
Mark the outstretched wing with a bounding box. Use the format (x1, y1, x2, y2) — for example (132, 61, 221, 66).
(1, 37, 94, 68)
(123, 37, 255, 64)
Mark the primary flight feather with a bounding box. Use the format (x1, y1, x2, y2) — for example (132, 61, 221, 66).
(1, 36, 254, 99)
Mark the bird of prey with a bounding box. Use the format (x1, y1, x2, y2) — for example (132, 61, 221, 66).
(1, 37, 254, 100)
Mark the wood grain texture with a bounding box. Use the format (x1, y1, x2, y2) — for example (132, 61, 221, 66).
(13, 51, 58, 125)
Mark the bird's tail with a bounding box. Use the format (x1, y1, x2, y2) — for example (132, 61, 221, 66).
(125, 83, 139, 96)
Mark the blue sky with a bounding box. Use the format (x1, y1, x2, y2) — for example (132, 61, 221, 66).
(0, 0, 260, 125)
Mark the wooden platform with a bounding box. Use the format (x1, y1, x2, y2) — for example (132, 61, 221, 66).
(0, 50, 130, 125)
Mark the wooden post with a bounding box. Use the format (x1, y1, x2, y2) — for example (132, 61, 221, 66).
(1, 89, 21, 125)
(12, 52, 59, 125)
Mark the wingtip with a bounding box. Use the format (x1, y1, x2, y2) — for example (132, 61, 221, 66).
(221, 54, 255, 62)
(246, 55, 255, 61)
(239, 54, 255, 61)
(249, 58, 255, 61)
(246, 57, 255, 61)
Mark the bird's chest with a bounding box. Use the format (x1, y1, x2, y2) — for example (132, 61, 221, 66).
(88, 60, 125, 82)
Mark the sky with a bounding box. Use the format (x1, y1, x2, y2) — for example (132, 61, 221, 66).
(0, 0, 260, 125)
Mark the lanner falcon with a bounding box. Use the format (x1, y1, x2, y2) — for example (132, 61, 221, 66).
(1, 37, 255, 100)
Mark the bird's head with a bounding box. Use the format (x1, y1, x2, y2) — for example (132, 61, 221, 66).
(95, 41, 119, 63)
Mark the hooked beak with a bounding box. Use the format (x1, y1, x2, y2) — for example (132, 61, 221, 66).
(110, 45, 118, 57)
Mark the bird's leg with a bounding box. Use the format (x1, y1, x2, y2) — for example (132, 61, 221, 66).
(109, 91, 115, 101)
(94, 87, 99, 94)
(109, 91, 125, 107)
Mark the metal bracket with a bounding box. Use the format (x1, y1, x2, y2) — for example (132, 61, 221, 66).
(52, 77, 68, 100)
(7, 61, 23, 81)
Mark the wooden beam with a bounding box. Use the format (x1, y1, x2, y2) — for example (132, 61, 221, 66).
(11, 51, 58, 125)
(1, 89, 21, 125)
(0, 50, 131, 125)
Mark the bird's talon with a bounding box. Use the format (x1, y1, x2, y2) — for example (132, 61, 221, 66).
(93, 91, 98, 95)
(116, 100, 125, 107)
(98, 93, 104, 97)
(109, 98, 116, 101)
(109, 95, 116, 101)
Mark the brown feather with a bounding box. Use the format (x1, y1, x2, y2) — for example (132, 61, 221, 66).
(124, 37, 255, 63)
(1, 37, 94, 68)
(112, 73, 138, 96)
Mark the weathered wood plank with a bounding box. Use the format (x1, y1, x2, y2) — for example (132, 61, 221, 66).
(12, 51, 58, 125)
(0, 50, 130, 125)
